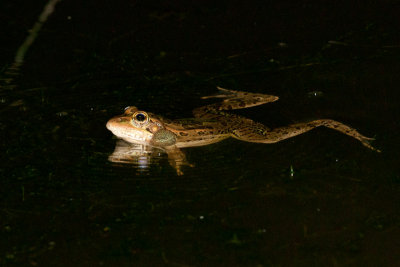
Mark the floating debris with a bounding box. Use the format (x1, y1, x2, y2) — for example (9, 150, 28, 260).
(307, 90, 324, 98)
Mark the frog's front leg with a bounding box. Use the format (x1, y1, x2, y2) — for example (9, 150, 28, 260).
(232, 119, 380, 152)
(149, 129, 194, 175)
(164, 146, 194, 175)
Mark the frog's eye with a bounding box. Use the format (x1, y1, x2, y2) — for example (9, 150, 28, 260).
(135, 113, 146, 121)
(132, 111, 149, 124)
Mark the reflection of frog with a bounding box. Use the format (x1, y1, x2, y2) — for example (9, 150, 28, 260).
(107, 87, 379, 175)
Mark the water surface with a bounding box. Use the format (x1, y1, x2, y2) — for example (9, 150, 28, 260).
(1, 0, 399, 266)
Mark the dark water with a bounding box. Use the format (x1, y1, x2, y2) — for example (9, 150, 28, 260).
(1, 0, 400, 266)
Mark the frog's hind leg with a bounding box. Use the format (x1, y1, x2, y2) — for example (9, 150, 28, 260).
(193, 87, 279, 117)
(232, 119, 380, 152)
(201, 86, 279, 106)
(214, 86, 279, 109)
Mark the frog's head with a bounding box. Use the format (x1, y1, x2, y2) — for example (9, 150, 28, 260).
(106, 106, 176, 146)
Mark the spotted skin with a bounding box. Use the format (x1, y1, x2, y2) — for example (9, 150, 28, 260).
(192, 87, 379, 152)
(231, 119, 378, 152)
(106, 87, 380, 175)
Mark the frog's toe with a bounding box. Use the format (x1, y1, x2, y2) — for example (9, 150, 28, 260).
(360, 138, 381, 152)
(363, 136, 376, 141)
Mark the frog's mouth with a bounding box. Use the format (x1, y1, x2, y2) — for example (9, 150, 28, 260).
(106, 117, 153, 144)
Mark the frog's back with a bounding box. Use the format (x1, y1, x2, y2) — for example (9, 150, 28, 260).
(164, 118, 231, 148)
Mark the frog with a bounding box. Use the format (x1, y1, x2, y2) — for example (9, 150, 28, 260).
(106, 87, 379, 175)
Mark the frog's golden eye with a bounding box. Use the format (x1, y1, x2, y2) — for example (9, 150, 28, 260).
(132, 111, 149, 124)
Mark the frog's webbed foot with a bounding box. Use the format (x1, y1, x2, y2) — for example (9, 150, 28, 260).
(164, 146, 194, 175)
(358, 135, 381, 152)
(360, 136, 375, 141)
(201, 86, 252, 99)
(316, 119, 381, 152)
(201, 87, 235, 99)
